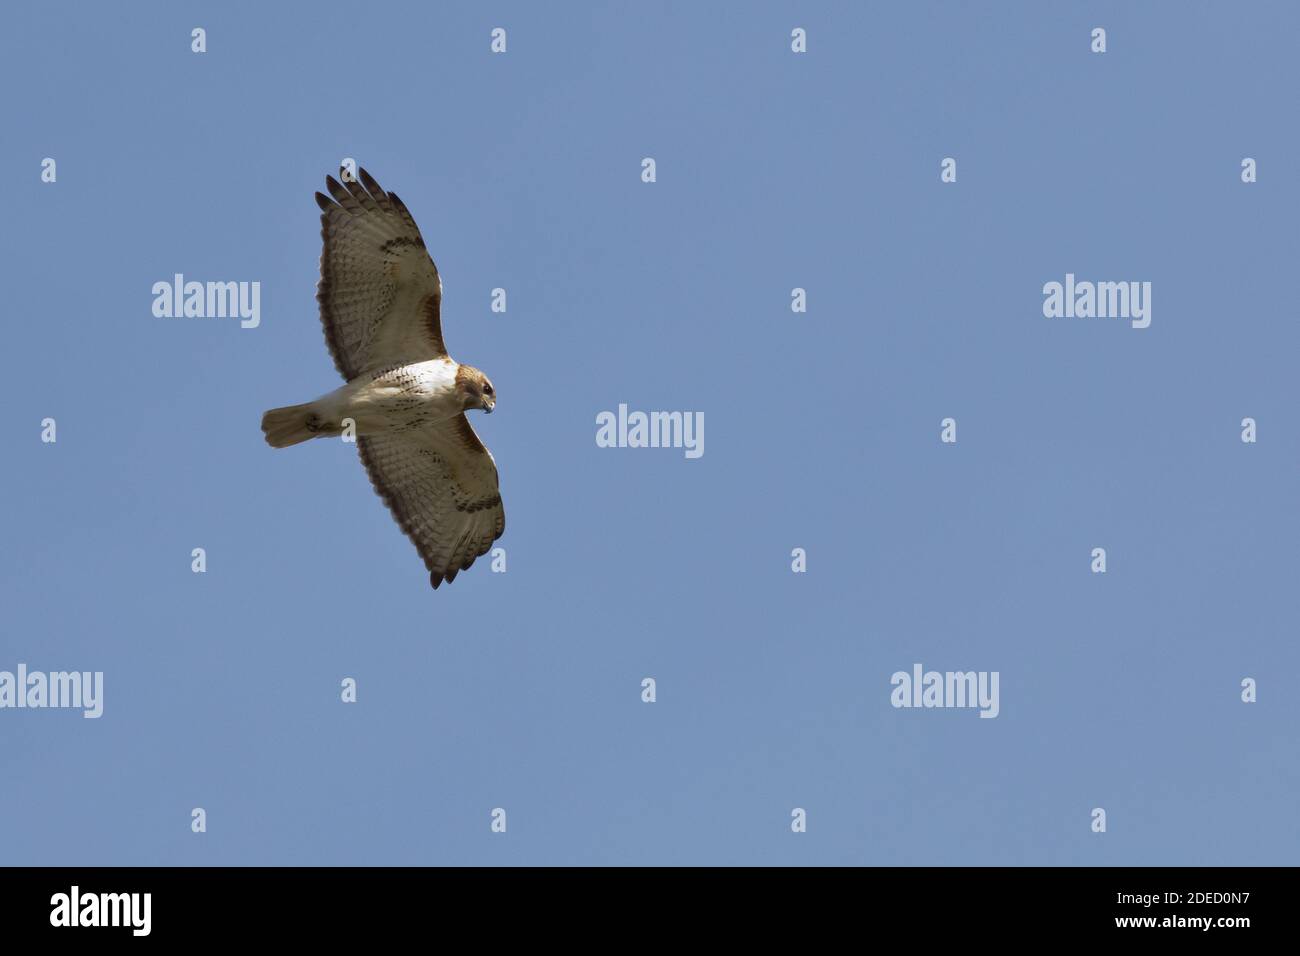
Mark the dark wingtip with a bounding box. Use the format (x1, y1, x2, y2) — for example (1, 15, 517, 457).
(325, 174, 350, 202)
(358, 166, 383, 196)
(314, 191, 334, 212)
(430, 573, 442, 590)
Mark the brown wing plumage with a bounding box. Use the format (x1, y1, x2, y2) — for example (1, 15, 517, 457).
(315, 167, 446, 379)
(356, 415, 505, 589)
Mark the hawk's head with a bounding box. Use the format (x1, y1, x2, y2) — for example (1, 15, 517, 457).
(456, 365, 496, 414)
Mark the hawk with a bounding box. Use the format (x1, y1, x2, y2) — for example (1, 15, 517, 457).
(261, 167, 504, 589)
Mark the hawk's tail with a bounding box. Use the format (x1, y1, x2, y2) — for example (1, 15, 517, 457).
(261, 402, 327, 448)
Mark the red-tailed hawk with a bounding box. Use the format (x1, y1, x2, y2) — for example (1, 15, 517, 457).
(261, 168, 504, 589)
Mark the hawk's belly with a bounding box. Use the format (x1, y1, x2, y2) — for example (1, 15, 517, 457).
(327, 360, 462, 434)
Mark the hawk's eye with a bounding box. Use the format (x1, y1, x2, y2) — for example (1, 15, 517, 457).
(484, 383, 493, 395)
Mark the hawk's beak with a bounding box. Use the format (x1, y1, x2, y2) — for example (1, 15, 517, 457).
(483, 399, 494, 414)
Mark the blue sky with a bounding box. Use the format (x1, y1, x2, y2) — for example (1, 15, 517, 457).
(2, 1, 1297, 865)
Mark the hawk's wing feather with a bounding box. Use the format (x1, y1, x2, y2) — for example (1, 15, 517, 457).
(315, 167, 446, 379)
(357, 415, 505, 589)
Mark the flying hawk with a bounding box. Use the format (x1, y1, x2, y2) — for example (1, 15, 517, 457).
(261, 167, 504, 589)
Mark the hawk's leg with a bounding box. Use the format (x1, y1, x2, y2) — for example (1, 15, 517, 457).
(304, 413, 343, 437)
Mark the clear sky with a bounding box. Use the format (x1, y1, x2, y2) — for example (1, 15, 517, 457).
(3, 1, 1297, 866)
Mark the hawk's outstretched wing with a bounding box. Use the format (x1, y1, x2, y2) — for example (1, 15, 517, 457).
(315, 167, 446, 380)
(357, 416, 505, 589)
